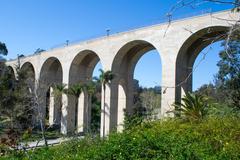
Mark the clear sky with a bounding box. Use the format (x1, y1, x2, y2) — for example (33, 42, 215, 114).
(0, 0, 232, 89)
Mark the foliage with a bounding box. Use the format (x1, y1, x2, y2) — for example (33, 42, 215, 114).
(139, 89, 161, 120)
(52, 84, 66, 98)
(84, 81, 96, 96)
(173, 92, 209, 121)
(0, 66, 35, 129)
(90, 96, 101, 134)
(88, 80, 101, 134)
(0, 63, 35, 150)
(97, 69, 114, 90)
(3, 115, 240, 160)
(194, 83, 229, 107)
(123, 107, 144, 130)
(0, 42, 8, 56)
(95, 69, 114, 137)
(66, 83, 83, 98)
(215, 25, 240, 109)
(232, 0, 240, 12)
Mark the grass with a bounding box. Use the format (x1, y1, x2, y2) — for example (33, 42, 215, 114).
(21, 130, 62, 142)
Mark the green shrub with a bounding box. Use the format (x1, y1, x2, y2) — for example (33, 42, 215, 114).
(2, 115, 240, 160)
(173, 92, 209, 121)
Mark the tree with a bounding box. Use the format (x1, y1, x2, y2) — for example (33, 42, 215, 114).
(52, 83, 66, 128)
(0, 65, 35, 148)
(168, 0, 240, 110)
(0, 42, 8, 56)
(97, 69, 114, 137)
(84, 81, 96, 133)
(140, 90, 161, 120)
(0, 42, 8, 78)
(173, 92, 209, 121)
(88, 80, 102, 134)
(66, 83, 83, 131)
(216, 25, 240, 109)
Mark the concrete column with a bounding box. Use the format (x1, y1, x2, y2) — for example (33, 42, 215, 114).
(49, 87, 55, 125)
(61, 93, 69, 134)
(49, 87, 62, 126)
(37, 87, 47, 126)
(161, 62, 176, 117)
(77, 92, 85, 133)
(159, 49, 178, 118)
(100, 84, 111, 137)
(117, 83, 126, 132)
(62, 93, 83, 134)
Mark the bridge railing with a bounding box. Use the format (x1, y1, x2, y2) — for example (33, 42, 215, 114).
(48, 9, 213, 50)
(9, 8, 222, 61)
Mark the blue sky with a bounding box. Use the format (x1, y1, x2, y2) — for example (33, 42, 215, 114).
(0, 0, 232, 89)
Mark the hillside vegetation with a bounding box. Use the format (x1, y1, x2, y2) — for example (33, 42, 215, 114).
(2, 114, 240, 160)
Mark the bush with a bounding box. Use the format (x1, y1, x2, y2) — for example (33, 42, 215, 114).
(2, 115, 240, 160)
(173, 92, 209, 122)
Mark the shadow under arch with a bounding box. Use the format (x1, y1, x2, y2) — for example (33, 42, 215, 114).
(175, 26, 229, 103)
(111, 40, 162, 131)
(2, 66, 16, 91)
(6, 66, 16, 79)
(68, 50, 101, 134)
(21, 62, 35, 92)
(39, 57, 63, 127)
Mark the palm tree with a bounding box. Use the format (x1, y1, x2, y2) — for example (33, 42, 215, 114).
(173, 92, 209, 122)
(66, 83, 83, 131)
(52, 83, 67, 98)
(97, 69, 114, 137)
(52, 83, 66, 127)
(84, 81, 97, 133)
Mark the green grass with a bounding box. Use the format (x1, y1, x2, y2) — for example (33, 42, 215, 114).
(2, 115, 240, 160)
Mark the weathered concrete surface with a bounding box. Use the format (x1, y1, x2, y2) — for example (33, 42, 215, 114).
(6, 10, 239, 136)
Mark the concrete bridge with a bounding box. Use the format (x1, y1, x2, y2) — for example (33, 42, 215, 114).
(6, 10, 239, 136)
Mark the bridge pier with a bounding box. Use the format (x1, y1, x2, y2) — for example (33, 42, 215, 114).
(100, 84, 111, 137)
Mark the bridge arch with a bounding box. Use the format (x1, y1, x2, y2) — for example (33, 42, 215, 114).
(69, 50, 100, 84)
(21, 62, 35, 92)
(110, 40, 162, 131)
(40, 57, 63, 85)
(6, 66, 16, 79)
(39, 57, 63, 127)
(68, 50, 101, 133)
(175, 25, 229, 102)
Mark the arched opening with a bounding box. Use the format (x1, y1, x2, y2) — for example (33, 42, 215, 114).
(91, 62, 102, 134)
(3, 66, 16, 91)
(69, 50, 101, 134)
(20, 62, 36, 126)
(7, 66, 15, 80)
(39, 57, 63, 128)
(176, 26, 229, 102)
(193, 41, 223, 91)
(21, 62, 35, 93)
(111, 40, 162, 131)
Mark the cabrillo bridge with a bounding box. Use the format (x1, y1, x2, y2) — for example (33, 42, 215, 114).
(6, 10, 239, 136)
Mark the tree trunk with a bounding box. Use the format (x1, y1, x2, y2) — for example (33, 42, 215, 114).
(86, 94, 92, 133)
(103, 86, 106, 137)
(75, 96, 78, 132)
